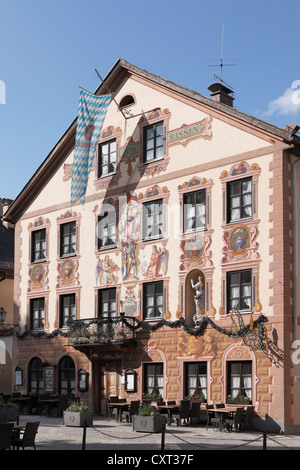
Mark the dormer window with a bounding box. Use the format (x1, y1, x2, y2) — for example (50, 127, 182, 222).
(119, 95, 135, 108)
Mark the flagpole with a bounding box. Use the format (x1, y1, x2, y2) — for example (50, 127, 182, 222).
(94, 68, 128, 120)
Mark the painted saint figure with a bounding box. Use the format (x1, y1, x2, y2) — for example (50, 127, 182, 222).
(191, 275, 205, 324)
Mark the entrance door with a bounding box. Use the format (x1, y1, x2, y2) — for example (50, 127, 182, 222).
(98, 362, 122, 414)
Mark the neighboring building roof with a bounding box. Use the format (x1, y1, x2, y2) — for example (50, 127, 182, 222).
(4, 58, 300, 224)
(0, 224, 14, 275)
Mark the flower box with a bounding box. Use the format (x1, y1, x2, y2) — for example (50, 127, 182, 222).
(63, 410, 93, 427)
(132, 415, 166, 433)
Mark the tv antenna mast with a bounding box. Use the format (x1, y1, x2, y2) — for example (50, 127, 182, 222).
(208, 23, 236, 88)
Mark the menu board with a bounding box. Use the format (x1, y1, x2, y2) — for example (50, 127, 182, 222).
(44, 367, 54, 392)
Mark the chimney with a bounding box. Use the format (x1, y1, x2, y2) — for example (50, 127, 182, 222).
(208, 82, 235, 107)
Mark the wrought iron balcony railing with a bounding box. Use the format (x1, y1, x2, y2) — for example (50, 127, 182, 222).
(67, 316, 138, 346)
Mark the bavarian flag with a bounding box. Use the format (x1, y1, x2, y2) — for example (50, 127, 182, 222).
(71, 89, 111, 205)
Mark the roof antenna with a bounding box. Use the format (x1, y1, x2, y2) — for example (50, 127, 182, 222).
(208, 23, 235, 88)
(207, 24, 236, 107)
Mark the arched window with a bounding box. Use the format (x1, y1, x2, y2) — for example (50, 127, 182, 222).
(28, 357, 43, 394)
(119, 95, 135, 108)
(59, 356, 76, 395)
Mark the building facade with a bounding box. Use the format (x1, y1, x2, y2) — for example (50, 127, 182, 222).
(5, 60, 300, 433)
(0, 198, 15, 394)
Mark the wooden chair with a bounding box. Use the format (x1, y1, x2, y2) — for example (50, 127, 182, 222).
(12, 421, 40, 450)
(0, 423, 14, 450)
(225, 407, 244, 432)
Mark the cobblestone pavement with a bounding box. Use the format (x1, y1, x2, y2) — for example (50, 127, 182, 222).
(16, 414, 300, 452)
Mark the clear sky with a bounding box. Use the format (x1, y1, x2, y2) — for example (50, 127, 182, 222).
(0, 0, 300, 200)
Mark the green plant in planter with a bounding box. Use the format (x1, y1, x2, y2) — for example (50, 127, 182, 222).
(142, 393, 162, 400)
(65, 400, 93, 412)
(137, 403, 160, 416)
(226, 395, 250, 402)
(0, 398, 19, 408)
(184, 393, 205, 401)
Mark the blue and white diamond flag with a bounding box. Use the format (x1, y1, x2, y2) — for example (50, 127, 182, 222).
(71, 89, 111, 205)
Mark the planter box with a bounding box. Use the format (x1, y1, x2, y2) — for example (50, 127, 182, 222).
(63, 411, 93, 427)
(132, 415, 166, 433)
(226, 401, 250, 406)
(0, 406, 19, 422)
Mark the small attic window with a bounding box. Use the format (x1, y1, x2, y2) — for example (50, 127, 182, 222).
(119, 95, 135, 108)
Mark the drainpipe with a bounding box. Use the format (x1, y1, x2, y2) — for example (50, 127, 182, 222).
(292, 155, 300, 341)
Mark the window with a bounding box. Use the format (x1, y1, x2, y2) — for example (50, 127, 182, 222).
(60, 293, 76, 327)
(32, 229, 46, 263)
(98, 288, 116, 318)
(227, 177, 252, 223)
(185, 362, 207, 399)
(60, 221, 76, 257)
(59, 356, 75, 395)
(30, 297, 45, 330)
(183, 190, 206, 233)
(119, 95, 135, 108)
(98, 139, 116, 177)
(143, 199, 163, 240)
(143, 121, 164, 162)
(143, 281, 163, 319)
(144, 363, 163, 397)
(97, 211, 116, 249)
(28, 357, 43, 394)
(227, 269, 252, 312)
(227, 361, 252, 400)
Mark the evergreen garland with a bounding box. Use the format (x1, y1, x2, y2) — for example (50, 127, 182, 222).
(13, 314, 268, 341)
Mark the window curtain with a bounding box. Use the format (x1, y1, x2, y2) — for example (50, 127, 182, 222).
(243, 376, 252, 399)
(199, 376, 207, 398)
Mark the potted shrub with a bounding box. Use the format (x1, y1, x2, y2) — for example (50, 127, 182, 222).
(63, 400, 93, 427)
(132, 403, 166, 433)
(226, 395, 251, 405)
(0, 398, 19, 422)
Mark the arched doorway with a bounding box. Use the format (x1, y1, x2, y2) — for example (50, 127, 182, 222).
(185, 269, 205, 327)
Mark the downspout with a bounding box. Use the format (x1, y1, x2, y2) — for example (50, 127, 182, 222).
(292, 155, 300, 341)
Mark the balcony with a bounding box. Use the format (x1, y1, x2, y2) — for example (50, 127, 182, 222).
(67, 316, 138, 347)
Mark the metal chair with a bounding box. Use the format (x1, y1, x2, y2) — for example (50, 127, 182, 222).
(172, 400, 190, 426)
(122, 400, 140, 423)
(11, 421, 40, 450)
(205, 404, 222, 431)
(225, 407, 244, 432)
(0, 423, 14, 450)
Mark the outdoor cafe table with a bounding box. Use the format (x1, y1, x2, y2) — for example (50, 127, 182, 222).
(38, 398, 59, 417)
(156, 404, 180, 426)
(207, 406, 245, 431)
(108, 402, 129, 422)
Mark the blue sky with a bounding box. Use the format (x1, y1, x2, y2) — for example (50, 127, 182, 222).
(1, 0, 300, 200)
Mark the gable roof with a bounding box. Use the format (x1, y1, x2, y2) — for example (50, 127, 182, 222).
(5, 58, 300, 224)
